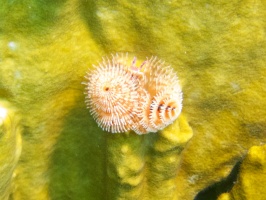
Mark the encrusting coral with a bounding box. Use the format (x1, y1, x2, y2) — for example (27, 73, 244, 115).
(106, 115, 192, 200)
(0, 0, 266, 199)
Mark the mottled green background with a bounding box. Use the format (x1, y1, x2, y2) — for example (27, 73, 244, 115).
(0, 0, 266, 199)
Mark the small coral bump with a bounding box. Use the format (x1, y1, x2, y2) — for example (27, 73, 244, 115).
(84, 53, 183, 134)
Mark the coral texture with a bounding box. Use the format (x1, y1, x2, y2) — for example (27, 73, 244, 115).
(0, 0, 266, 199)
(106, 115, 192, 200)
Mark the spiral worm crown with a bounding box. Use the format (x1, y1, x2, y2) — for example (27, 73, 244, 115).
(84, 54, 182, 134)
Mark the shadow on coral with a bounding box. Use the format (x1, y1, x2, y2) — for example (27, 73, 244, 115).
(79, 0, 110, 49)
(0, 0, 67, 34)
(194, 160, 241, 200)
(49, 101, 106, 200)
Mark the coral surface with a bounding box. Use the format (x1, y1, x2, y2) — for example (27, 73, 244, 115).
(0, 0, 266, 199)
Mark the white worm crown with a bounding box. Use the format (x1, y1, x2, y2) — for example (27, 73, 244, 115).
(84, 53, 183, 134)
